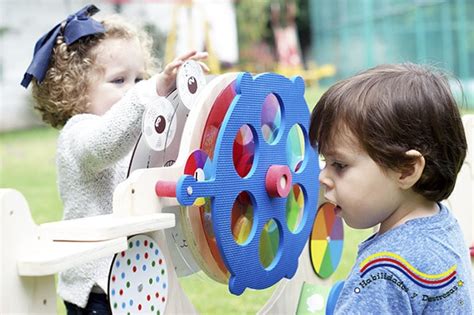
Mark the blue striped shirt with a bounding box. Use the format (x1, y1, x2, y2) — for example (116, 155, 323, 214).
(335, 203, 473, 314)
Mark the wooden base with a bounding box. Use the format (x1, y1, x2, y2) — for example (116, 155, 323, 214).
(0, 189, 177, 313)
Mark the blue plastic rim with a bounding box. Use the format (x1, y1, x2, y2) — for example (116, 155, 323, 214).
(326, 281, 345, 315)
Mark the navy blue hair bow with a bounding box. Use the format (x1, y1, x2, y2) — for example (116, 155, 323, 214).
(21, 4, 105, 88)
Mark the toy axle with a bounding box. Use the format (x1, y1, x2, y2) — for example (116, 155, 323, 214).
(155, 181, 177, 198)
(156, 164, 293, 201)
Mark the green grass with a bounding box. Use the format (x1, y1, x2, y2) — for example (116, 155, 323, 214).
(0, 85, 371, 314)
(0, 127, 62, 224)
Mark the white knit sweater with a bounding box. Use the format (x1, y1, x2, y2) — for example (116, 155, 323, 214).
(56, 77, 158, 307)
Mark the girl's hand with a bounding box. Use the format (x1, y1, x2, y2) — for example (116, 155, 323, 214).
(155, 51, 209, 96)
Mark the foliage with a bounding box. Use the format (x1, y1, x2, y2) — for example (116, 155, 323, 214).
(0, 26, 9, 37)
(144, 22, 167, 63)
(235, 0, 272, 53)
(235, 0, 312, 69)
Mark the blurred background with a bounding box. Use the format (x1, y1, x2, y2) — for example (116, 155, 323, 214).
(1, 0, 473, 314)
(2, 0, 473, 130)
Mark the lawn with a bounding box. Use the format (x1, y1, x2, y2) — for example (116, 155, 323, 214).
(0, 85, 371, 314)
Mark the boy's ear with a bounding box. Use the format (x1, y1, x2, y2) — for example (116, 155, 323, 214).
(397, 150, 425, 189)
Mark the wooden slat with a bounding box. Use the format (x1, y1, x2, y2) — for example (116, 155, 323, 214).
(17, 237, 127, 276)
(39, 213, 175, 241)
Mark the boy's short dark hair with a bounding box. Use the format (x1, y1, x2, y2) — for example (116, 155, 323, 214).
(309, 63, 467, 202)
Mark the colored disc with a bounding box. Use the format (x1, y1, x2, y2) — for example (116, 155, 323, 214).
(174, 72, 320, 295)
(310, 202, 344, 279)
(108, 235, 169, 314)
(261, 93, 282, 144)
(231, 191, 255, 245)
(182, 78, 238, 283)
(286, 124, 305, 172)
(193, 81, 288, 279)
(184, 150, 213, 211)
(286, 184, 305, 232)
(232, 125, 256, 178)
(186, 78, 286, 280)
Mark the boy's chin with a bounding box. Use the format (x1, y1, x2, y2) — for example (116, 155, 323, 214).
(344, 218, 376, 230)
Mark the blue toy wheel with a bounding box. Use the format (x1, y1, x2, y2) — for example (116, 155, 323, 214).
(176, 72, 320, 295)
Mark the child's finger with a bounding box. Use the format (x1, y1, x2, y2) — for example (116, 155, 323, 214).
(175, 50, 198, 62)
(190, 52, 209, 61)
(197, 61, 210, 73)
(164, 59, 184, 74)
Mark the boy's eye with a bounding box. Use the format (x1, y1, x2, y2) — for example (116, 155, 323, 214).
(135, 77, 144, 83)
(332, 161, 347, 171)
(111, 77, 125, 84)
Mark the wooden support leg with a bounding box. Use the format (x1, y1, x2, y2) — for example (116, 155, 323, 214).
(1, 189, 56, 314)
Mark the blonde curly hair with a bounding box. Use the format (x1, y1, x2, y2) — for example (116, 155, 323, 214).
(32, 15, 158, 128)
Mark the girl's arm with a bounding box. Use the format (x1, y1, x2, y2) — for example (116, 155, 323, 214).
(61, 51, 208, 173)
(61, 77, 155, 173)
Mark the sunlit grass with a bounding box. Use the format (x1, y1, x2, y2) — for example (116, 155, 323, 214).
(0, 127, 62, 224)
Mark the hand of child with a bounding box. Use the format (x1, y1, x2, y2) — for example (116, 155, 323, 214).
(155, 51, 209, 96)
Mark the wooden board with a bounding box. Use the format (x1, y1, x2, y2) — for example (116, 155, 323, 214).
(17, 237, 127, 276)
(40, 213, 175, 241)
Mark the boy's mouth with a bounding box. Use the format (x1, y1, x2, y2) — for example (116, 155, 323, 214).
(323, 196, 342, 217)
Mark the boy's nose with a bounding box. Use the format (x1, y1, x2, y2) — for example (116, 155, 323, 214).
(318, 167, 333, 190)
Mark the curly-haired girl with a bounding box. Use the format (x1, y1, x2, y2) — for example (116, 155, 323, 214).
(22, 5, 208, 314)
